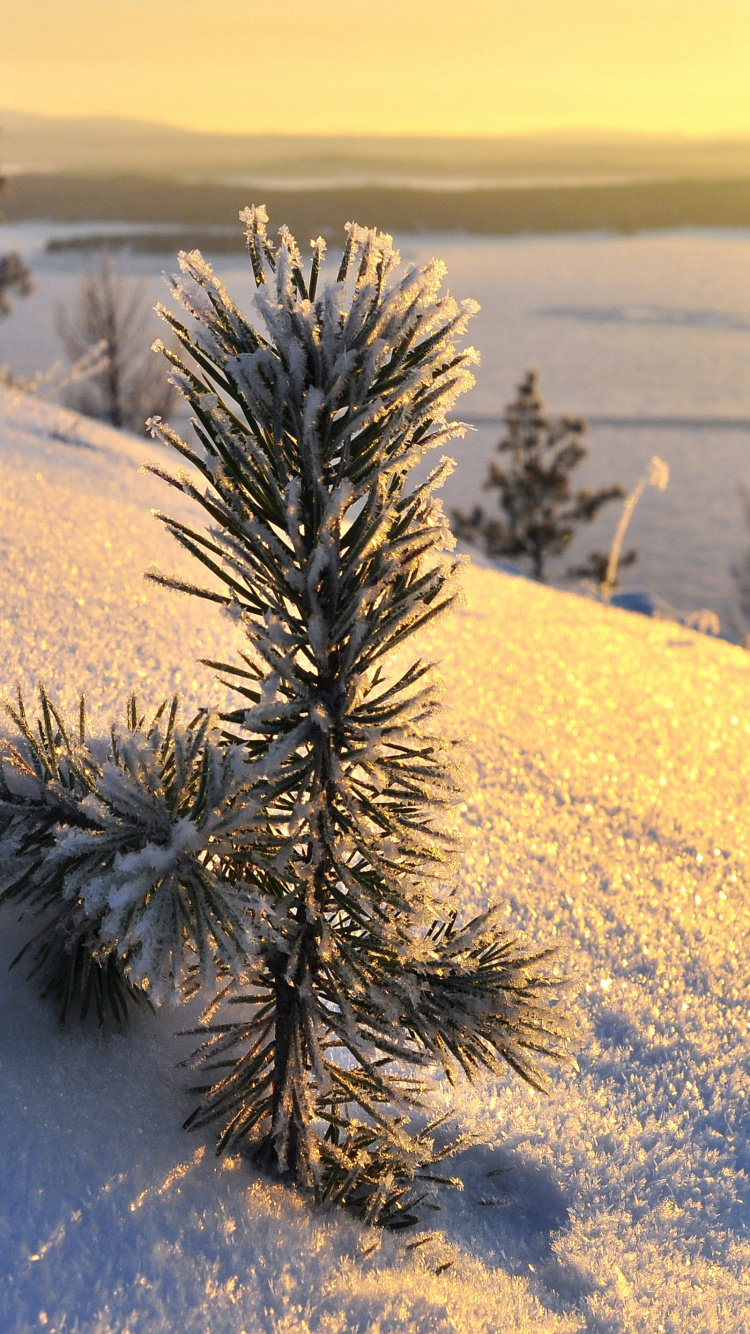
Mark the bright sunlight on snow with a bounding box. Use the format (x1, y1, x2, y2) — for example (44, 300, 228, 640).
(2, 386, 750, 1331)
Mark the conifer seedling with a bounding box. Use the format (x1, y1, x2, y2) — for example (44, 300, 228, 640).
(0, 210, 566, 1224)
(147, 210, 566, 1220)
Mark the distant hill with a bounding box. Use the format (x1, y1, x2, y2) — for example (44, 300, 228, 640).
(5, 107, 750, 185)
(6, 172, 750, 242)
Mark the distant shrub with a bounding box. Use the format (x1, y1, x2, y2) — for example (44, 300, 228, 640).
(0, 169, 32, 318)
(452, 369, 624, 581)
(566, 545, 638, 590)
(594, 455, 669, 602)
(0, 252, 33, 319)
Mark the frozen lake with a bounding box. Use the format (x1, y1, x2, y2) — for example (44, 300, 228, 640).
(3, 221, 750, 631)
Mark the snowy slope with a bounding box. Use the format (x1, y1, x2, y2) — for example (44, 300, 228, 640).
(2, 387, 750, 1333)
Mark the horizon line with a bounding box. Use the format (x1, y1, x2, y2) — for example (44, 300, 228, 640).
(5, 108, 750, 145)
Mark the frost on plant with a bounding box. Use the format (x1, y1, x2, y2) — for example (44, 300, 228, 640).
(0, 689, 252, 1021)
(0, 209, 566, 1225)
(142, 208, 567, 1222)
(598, 455, 670, 600)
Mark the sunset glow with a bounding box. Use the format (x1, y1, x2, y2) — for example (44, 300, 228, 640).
(3, 0, 750, 138)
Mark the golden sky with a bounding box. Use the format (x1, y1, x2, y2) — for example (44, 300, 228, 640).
(3, 0, 750, 137)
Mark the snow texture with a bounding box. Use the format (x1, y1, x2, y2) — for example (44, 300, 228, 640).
(2, 386, 750, 1329)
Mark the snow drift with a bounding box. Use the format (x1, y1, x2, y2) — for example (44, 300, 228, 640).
(2, 386, 750, 1332)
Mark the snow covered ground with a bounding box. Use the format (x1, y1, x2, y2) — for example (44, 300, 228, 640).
(2, 386, 750, 1332)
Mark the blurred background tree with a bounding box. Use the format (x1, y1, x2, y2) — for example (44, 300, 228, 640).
(0, 167, 33, 318)
(56, 254, 176, 434)
(452, 369, 624, 581)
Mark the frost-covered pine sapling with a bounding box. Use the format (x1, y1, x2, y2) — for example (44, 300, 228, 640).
(452, 369, 625, 581)
(0, 689, 253, 1022)
(147, 207, 567, 1223)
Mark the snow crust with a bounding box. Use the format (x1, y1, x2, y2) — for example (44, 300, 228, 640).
(2, 386, 750, 1331)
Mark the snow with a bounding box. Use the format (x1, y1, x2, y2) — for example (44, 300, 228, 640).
(2, 385, 750, 1331)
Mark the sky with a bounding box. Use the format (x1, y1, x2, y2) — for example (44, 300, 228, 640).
(3, 0, 750, 138)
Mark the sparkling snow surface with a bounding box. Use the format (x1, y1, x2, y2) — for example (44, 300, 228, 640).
(3, 387, 750, 1332)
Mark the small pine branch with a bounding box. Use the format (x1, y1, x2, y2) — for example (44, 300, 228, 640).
(0, 688, 255, 1018)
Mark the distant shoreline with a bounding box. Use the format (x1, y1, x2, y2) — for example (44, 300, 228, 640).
(5, 174, 750, 241)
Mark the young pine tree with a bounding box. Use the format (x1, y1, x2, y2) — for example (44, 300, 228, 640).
(145, 209, 565, 1218)
(0, 210, 566, 1224)
(453, 369, 624, 581)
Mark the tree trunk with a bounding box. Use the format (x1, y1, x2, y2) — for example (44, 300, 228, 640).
(268, 952, 303, 1177)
